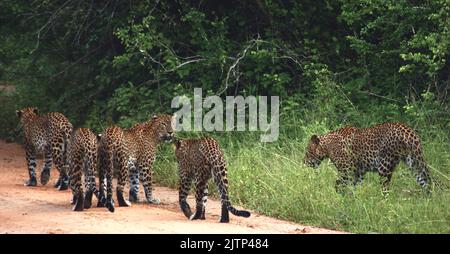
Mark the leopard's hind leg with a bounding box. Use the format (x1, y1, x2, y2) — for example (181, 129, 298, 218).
(52, 137, 69, 190)
(40, 146, 52, 185)
(404, 153, 431, 191)
(179, 170, 193, 219)
(190, 171, 209, 220)
(24, 144, 37, 187)
(129, 163, 140, 203)
(116, 153, 131, 207)
(139, 158, 160, 204)
(403, 133, 432, 192)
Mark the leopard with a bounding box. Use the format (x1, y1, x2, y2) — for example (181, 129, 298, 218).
(16, 107, 73, 190)
(67, 128, 103, 211)
(303, 122, 432, 193)
(97, 114, 174, 212)
(174, 137, 251, 223)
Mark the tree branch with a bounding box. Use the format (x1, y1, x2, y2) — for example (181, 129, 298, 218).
(217, 39, 257, 96)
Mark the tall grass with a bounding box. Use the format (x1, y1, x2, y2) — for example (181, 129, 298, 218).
(153, 115, 450, 233)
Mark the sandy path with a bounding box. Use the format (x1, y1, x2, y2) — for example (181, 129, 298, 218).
(0, 140, 343, 234)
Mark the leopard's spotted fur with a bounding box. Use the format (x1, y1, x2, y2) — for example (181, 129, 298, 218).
(67, 128, 102, 211)
(16, 107, 73, 190)
(174, 137, 251, 223)
(303, 122, 432, 192)
(97, 114, 174, 212)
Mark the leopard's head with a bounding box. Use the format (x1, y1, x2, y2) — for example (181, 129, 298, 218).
(151, 114, 174, 142)
(16, 107, 39, 124)
(303, 135, 327, 169)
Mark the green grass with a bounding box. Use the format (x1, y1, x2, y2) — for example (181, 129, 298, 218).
(153, 121, 450, 234)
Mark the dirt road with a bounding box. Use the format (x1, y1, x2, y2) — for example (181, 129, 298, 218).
(0, 140, 343, 234)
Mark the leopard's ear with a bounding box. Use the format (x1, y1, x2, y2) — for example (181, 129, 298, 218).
(32, 107, 39, 115)
(152, 114, 158, 120)
(310, 135, 320, 145)
(16, 109, 22, 118)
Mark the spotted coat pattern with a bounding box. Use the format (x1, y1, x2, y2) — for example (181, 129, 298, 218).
(16, 107, 73, 190)
(97, 114, 174, 212)
(67, 128, 102, 211)
(174, 137, 251, 223)
(303, 122, 432, 192)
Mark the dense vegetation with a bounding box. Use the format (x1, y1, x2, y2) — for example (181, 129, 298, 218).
(1, 1, 449, 233)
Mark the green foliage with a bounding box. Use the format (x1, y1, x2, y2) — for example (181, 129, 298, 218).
(0, 95, 19, 141)
(340, 0, 450, 100)
(404, 91, 449, 131)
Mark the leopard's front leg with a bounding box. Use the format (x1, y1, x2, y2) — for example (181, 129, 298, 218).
(335, 168, 352, 194)
(139, 156, 160, 205)
(333, 159, 355, 194)
(353, 166, 366, 186)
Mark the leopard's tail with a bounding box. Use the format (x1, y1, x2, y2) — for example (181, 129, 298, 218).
(213, 165, 251, 218)
(97, 134, 114, 212)
(95, 134, 106, 199)
(227, 202, 251, 218)
(62, 122, 74, 176)
(84, 132, 101, 199)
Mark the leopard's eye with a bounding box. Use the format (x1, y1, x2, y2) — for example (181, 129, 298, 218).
(161, 122, 167, 127)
